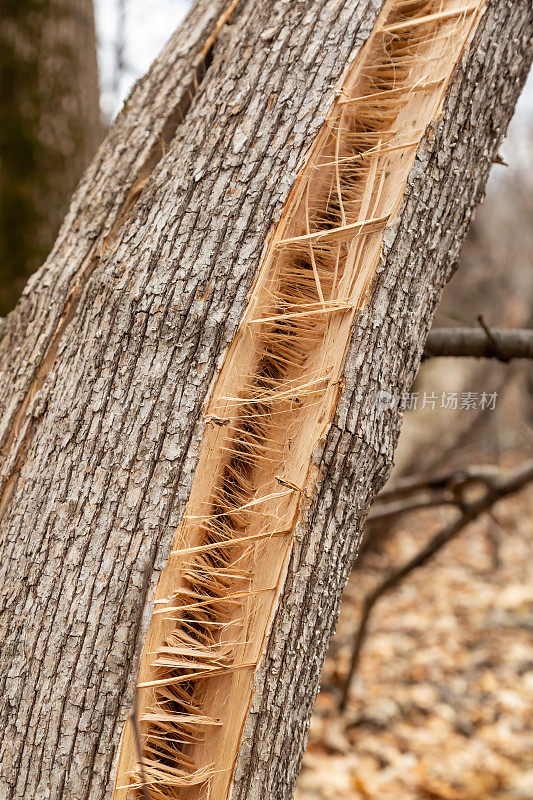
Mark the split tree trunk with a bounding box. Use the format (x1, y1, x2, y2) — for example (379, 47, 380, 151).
(0, 0, 102, 314)
(0, 2, 531, 800)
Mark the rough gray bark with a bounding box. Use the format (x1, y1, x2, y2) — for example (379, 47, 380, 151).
(0, 0, 103, 314)
(0, 1, 531, 800)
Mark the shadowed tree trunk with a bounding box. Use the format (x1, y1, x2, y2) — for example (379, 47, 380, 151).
(0, 0, 102, 314)
(0, 1, 531, 800)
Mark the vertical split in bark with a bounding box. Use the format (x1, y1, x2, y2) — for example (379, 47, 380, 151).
(113, 2, 487, 798)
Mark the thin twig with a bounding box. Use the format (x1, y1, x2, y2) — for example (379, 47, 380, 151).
(368, 493, 458, 521)
(340, 459, 533, 711)
(477, 314, 505, 360)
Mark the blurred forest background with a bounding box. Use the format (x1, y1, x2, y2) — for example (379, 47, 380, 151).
(1, 2, 531, 798)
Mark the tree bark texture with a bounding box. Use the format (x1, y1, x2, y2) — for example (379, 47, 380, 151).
(0, 1, 531, 800)
(0, 0, 102, 314)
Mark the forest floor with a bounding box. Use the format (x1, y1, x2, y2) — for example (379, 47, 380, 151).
(295, 480, 533, 800)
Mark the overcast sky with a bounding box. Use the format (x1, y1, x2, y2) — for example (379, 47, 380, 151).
(94, 0, 532, 173)
(94, 0, 191, 120)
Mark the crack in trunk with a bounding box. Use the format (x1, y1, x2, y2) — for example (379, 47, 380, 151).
(112, 2, 487, 798)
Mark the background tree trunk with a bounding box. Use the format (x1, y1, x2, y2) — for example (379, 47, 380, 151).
(0, 0, 102, 314)
(0, 1, 531, 800)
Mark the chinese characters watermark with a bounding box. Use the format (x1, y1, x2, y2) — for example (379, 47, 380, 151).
(374, 389, 498, 412)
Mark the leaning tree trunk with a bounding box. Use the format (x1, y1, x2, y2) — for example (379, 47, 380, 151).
(0, 0, 102, 314)
(0, 1, 531, 800)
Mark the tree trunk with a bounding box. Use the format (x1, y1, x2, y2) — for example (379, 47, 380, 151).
(0, 0, 102, 314)
(0, 2, 531, 800)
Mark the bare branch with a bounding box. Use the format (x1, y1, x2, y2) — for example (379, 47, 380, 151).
(340, 459, 533, 711)
(423, 327, 533, 361)
(374, 463, 501, 503)
(368, 494, 458, 521)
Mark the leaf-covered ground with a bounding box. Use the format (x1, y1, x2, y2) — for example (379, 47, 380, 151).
(296, 485, 532, 800)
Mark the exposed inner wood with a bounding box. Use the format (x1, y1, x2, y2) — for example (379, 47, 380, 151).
(113, 2, 485, 798)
